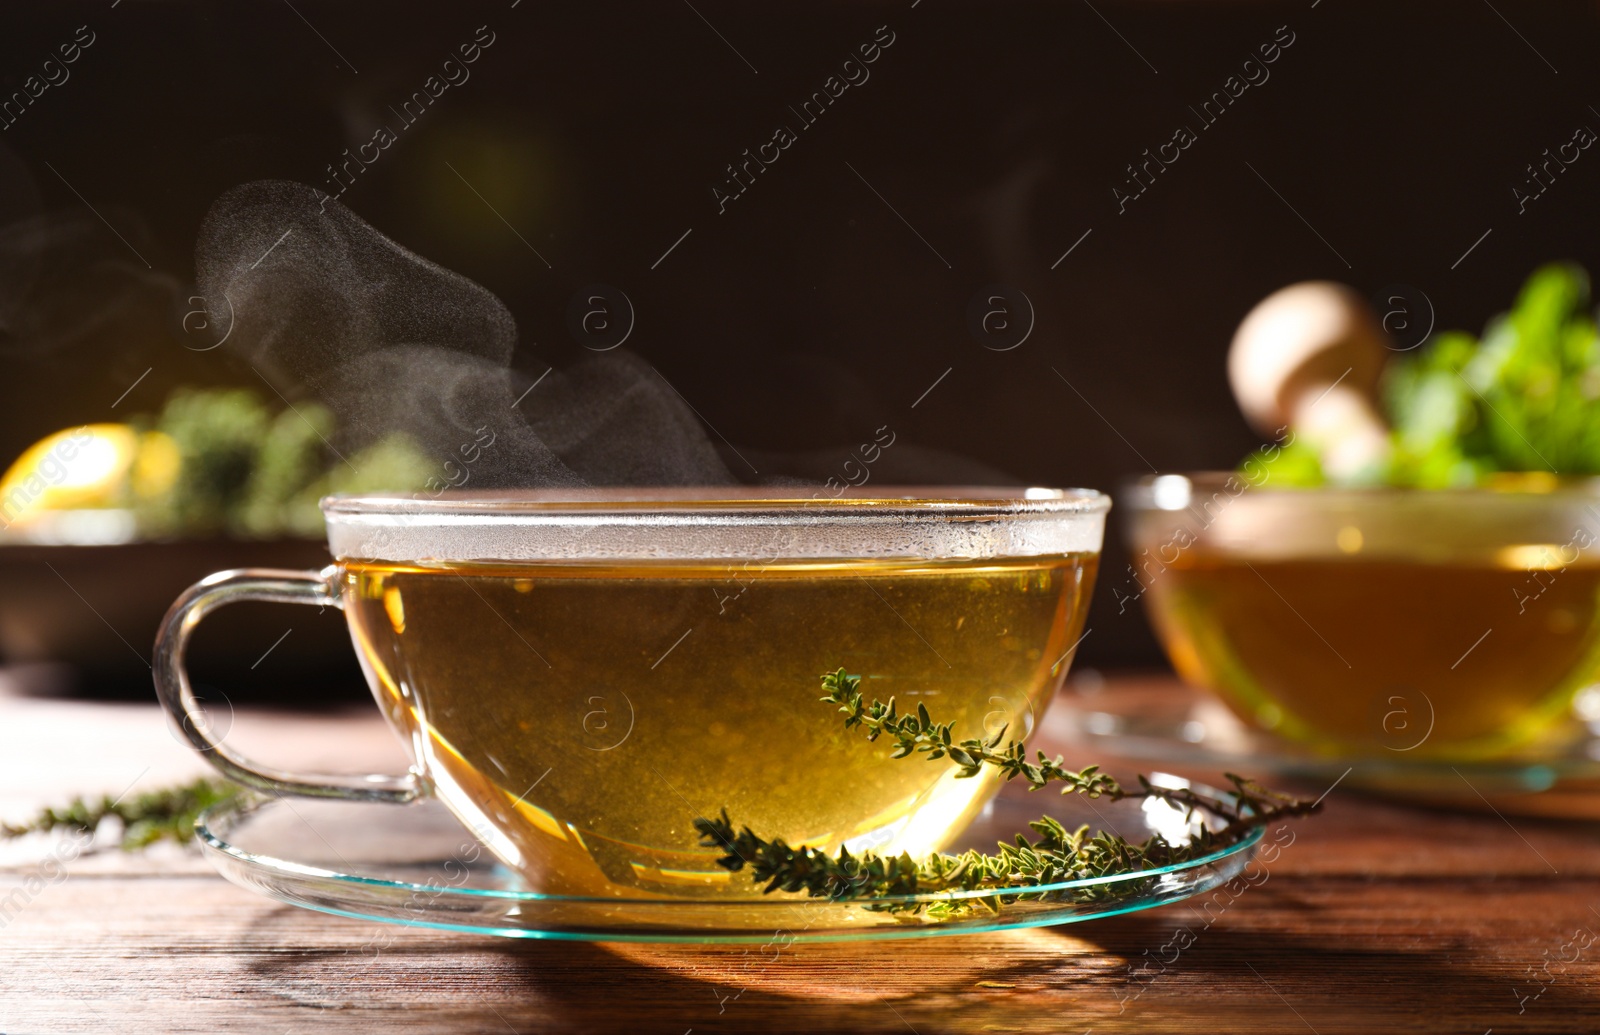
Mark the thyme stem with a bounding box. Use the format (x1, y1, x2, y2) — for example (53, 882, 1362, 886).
(2, 777, 241, 851)
(694, 669, 1318, 911)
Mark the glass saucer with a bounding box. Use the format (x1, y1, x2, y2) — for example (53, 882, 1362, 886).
(1049, 680, 1600, 818)
(195, 776, 1260, 944)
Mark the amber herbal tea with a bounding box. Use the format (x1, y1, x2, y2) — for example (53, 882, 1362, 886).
(343, 554, 1096, 896)
(1147, 550, 1600, 757)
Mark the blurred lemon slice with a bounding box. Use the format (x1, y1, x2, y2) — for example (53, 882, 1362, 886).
(0, 424, 179, 527)
(131, 429, 179, 499)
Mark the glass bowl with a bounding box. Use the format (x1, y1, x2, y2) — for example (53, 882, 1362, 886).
(1122, 472, 1600, 760)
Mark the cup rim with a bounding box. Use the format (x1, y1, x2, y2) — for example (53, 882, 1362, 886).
(1123, 470, 1600, 509)
(322, 485, 1111, 518)
(1120, 470, 1600, 562)
(319, 487, 1109, 562)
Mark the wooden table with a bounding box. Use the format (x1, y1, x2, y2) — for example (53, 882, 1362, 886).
(3, 672, 1598, 1034)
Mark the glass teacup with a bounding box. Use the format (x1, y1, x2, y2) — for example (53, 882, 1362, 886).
(1125, 473, 1600, 759)
(155, 488, 1107, 897)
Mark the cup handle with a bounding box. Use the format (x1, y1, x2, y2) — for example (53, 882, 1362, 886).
(153, 566, 423, 804)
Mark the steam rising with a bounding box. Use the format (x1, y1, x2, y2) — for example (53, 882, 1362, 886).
(194, 180, 732, 488)
(0, 139, 178, 359)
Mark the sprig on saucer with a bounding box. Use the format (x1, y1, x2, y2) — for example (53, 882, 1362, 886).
(2, 777, 241, 851)
(694, 669, 1318, 913)
(817, 667, 1314, 828)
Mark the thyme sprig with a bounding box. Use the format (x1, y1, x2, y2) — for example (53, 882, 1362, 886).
(2, 777, 242, 851)
(694, 669, 1318, 913)
(820, 668, 1315, 827)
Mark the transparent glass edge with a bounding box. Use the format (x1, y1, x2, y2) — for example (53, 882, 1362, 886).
(195, 799, 1261, 907)
(261, 890, 1214, 944)
(320, 487, 1113, 518)
(1123, 470, 1600, 503)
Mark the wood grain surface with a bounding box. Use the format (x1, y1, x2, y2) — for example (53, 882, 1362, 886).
(3, 674, 1598, 1034)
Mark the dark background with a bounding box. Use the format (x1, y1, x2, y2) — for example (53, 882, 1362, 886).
(2, 0, 1599, 676)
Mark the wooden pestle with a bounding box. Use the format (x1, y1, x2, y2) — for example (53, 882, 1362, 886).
(1227, 281, 1392, 481)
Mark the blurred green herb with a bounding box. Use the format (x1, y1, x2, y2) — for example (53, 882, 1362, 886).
(1, 777, 242, 851)
(1245, 263, 1600, 487)
(695, 670, 1317, 914)
(133, 387, 434, 538)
